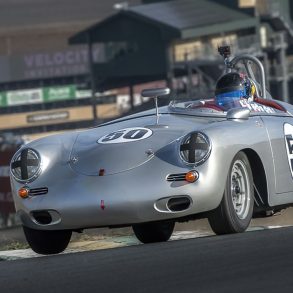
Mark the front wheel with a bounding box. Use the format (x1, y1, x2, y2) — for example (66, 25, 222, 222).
(208, 151, 254, 235)
(23, 226, 72, 255)
(132, 221, 175, 243)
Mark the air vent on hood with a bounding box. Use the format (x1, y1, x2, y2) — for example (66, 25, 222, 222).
(166, 173, 187, 182)
(29, 187, 48, 196)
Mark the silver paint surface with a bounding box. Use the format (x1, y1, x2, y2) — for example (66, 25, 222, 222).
(9, 102, 293, 230)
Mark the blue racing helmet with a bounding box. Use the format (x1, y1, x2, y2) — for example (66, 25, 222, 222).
(215, 72, 247, 108)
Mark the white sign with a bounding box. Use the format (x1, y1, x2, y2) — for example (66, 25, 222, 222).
(7, 89, 43, 106)
(98, 128, 153, 144)
(27, 111, 69, 123)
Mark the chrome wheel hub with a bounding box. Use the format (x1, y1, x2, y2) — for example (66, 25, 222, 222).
(230, 160, 251, 219)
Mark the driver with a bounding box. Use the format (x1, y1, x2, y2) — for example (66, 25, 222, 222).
(215, 72, 256, 110)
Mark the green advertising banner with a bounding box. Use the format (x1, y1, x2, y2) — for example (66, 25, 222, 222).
(43, 85, 76, 102)
(0, 84, 92, 107)
(0, 92, 7, 107)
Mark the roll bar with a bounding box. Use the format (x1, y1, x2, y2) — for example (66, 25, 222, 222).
(219, 47, 267, 99)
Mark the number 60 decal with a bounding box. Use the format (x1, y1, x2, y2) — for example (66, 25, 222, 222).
(97, 127, 153, 144)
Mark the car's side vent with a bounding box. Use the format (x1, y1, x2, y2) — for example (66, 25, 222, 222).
(29, 187, 48, 196)
(166, 173, 186, 182)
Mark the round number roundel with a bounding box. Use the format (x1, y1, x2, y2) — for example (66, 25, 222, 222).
(97, 127, 153, 144)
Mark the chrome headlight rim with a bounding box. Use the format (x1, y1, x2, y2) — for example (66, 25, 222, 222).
(179, 131, 212, 166)
(10, 148, 41, 183)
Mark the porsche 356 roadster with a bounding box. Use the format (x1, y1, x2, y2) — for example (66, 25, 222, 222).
(10, 47, 293, 254)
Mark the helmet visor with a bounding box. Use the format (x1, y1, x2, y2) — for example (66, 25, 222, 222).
(215, 89, 246, 108)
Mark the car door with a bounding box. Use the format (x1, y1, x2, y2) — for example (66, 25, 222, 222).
(261, 114, 293, 194)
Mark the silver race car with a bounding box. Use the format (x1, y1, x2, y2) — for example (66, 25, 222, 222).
(10, 47, 293, 254)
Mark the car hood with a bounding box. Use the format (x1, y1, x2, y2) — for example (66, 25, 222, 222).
(69, 114, 222, 176)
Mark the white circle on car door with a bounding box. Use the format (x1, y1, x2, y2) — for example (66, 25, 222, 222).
(284, 123, 293, 177)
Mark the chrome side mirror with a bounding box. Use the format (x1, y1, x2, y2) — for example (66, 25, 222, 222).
(227, 107, 250, 120)
(141, 88, 170, 98)
(141, 87, 170, 126)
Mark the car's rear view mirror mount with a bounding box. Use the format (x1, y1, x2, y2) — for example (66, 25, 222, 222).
(141, 87, 170, 126)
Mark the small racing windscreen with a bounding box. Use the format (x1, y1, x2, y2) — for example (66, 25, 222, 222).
(169, 94, 226, 116)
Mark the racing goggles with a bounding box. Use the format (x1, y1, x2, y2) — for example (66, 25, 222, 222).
(216, 89, 246, 107)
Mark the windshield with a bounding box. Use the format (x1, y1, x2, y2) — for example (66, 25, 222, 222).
(169, 96, 226, 117)
(168, 95, 285, 117)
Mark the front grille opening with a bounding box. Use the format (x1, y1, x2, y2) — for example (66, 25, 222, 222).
(32, 211, 52, 225)
(167, 197, 191, 212)
(166, 173, 186, 182)
(29, 187, 48, 196)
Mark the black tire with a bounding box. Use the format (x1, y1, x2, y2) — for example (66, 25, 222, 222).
(208, 151, 254, 235)
(23, 225, 72, 255)
(132, 221, 175, 243)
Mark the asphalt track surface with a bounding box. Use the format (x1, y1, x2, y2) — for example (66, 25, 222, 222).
(1, 227, 293, 293)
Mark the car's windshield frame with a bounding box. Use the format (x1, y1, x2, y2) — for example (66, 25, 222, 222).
(168, 98, 290, 118)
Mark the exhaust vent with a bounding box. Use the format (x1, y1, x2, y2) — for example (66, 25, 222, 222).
(32, 211, 52, 225)
(167, 197, 191, 212)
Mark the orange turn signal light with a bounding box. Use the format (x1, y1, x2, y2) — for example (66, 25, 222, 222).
(185, 171, 198, 183)
(18, 188, 29, 199)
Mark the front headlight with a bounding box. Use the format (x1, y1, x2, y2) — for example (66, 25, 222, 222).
(11, 148, 41, 182)
(180, 132, 211, 166)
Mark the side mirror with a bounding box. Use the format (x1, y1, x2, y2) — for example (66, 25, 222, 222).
(227, 107, 250, 120)
(141, 88, 170, 126)
(141, 87, 170, 98)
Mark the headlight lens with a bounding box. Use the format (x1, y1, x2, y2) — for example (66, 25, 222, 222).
(180, 132, 211, 166)
(11, 148, 41, 182)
